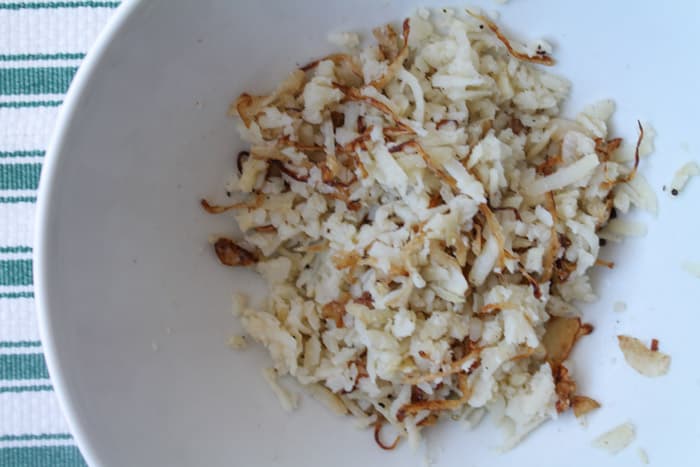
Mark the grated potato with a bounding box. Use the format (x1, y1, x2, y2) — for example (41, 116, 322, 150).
(206, 8, 653, 449)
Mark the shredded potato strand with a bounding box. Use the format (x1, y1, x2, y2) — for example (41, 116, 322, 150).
(467, 11, 555, 65)
(541, 192, 559, 283)
(301, 53, 363, 79)
(399, 372, 472, 420)
(403, 348, 481, 384)
(479, 204, 515, 268)
(374, 419, 400, 450)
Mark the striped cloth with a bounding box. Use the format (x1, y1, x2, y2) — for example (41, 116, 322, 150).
(0, 2, 121, 466)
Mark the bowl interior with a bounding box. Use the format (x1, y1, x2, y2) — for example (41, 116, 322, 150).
(37, 0, 700, 466)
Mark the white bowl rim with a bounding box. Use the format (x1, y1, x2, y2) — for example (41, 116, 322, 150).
(33, 1, 144, 466)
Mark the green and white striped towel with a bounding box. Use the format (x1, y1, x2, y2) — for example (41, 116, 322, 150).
(0, 2, 121, 465)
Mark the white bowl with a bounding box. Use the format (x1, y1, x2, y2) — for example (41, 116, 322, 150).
(35, 0, 700, 466)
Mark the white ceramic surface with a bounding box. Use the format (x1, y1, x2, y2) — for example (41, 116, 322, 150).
(35, 0, 700, 466)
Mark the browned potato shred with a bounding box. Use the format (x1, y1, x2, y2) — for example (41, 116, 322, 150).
(467, 10, 555, 65)
(543, 317, 592, 367)
(321, 301, 346, 328)
(571, 395, 601, 418)
(374, 419, 401, 450)
(553, 364, 576, 412)
(369, 19, 411, 89)
(398, 372, 471, 420)
(213, 238, 258, 266)
(200, 199, 246, 214)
